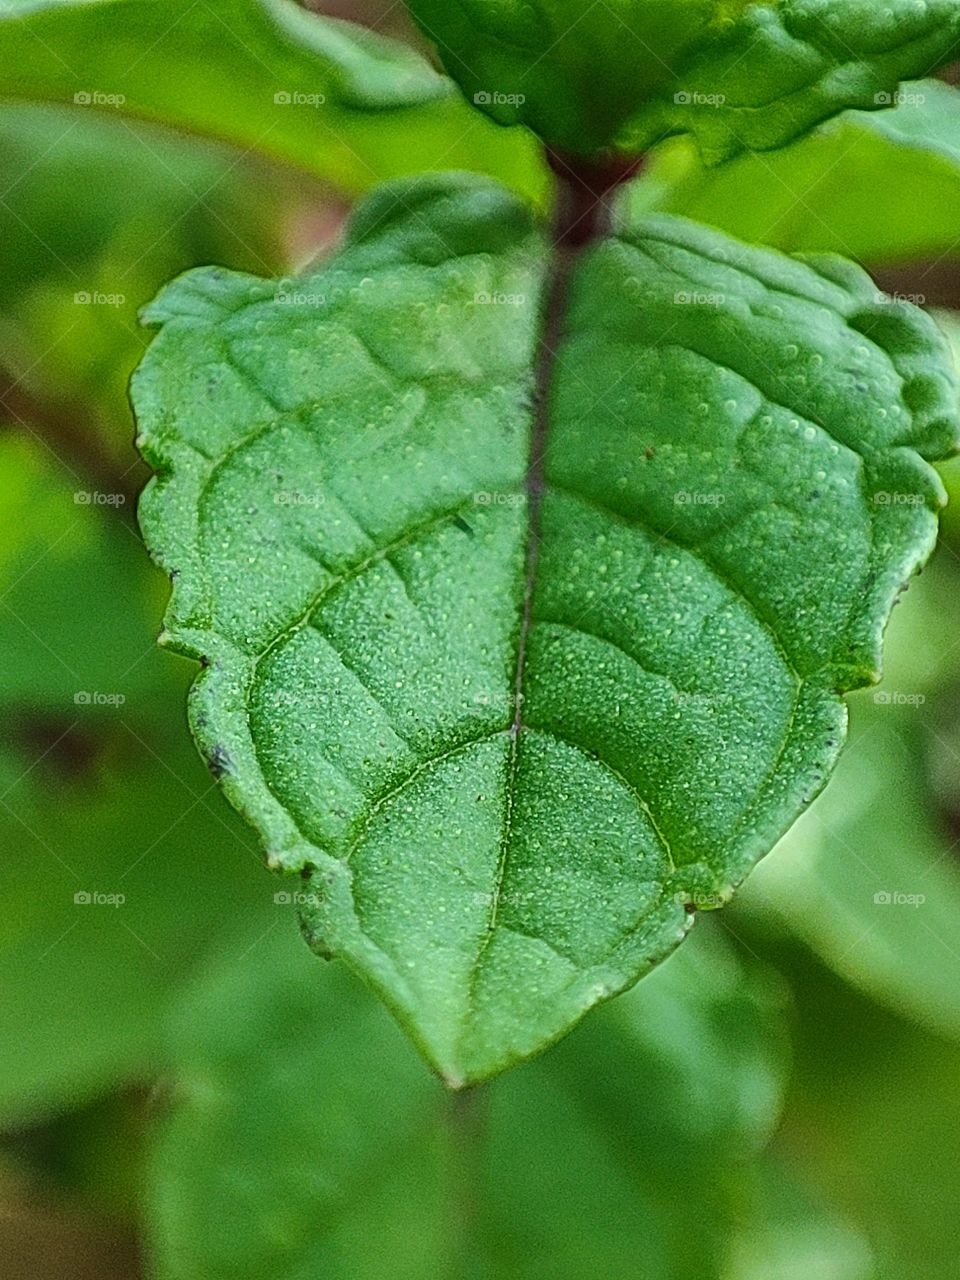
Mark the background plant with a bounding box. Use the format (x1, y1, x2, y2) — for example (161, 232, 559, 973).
(3, 1, 960, 1277)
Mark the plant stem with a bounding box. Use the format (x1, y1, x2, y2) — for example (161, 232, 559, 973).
(522, 148, 643, 661)
(446, 1085, 486, 1280)
(546, 147, 644, 246)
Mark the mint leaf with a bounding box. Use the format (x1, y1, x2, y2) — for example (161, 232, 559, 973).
(0, 0, 546, 200)
(148, 924, 787, 1280)
(133, 173, 959, 1084)
(627, 80, 960, 263)
(405, 0, 960, 161)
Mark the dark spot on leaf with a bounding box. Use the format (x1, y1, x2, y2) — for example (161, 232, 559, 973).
(453, 514, 474, 537)
(644, 447, 656, 460)
(207, 744, 233, 779)
(309, 935, 334, 961)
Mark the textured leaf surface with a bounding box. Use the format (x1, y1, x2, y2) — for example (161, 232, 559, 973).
(627, 80, 960, 263)
(147, 924, 786, 1280)
(0, 0, 546, 200)
(134, 173, 959, 1084)
(405, 0, 960, 160)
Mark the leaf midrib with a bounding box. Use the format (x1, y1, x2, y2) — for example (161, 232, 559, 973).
(458, 237, 578, 1035)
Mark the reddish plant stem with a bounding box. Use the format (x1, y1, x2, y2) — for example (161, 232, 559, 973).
(519, 147, 644, 705)
(546, 147, 644, 246)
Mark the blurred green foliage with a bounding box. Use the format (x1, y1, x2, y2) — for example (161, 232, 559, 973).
(0, 103, 293, 469)
(2, 1, 960, 1277)
(627, 79, 960, 262)
(147, 924, 788, 1280)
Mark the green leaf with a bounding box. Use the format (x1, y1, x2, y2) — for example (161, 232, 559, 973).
(736, 553, 960, 1043)
(0, 0, 547, 200)
(773, 947, 960, 1279)
(625, 80, 960, 263)
(0, 435, 281, 1124)
(147, 923, 787, 1280)
(0, 101, 292, 470)
(727, 1157, 873, 1280)
(133, 172, 959, 1085)
(931, 310, 960, 546)
(404, 0, 960, 161)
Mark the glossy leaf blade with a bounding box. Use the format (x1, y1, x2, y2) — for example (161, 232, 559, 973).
(0, 0, 547, 200)
(405, 0, 960, 161)
(626, 80, 960, 263)
(134, 174, 959, 1084)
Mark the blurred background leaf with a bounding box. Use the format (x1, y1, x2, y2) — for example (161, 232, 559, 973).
(0, 435, 284, 1125)
(734, 555, 960, 1043)
(146, 923, 788, 1280)
(752, 945, 960, 1280)
(0, 0, 547, 200)
(0, 102, 298, 474)
(0, 0, 547, 484)
(624, 80, 960, 265)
